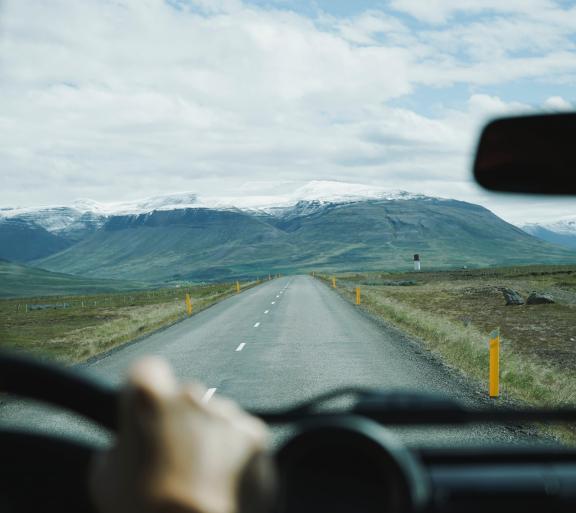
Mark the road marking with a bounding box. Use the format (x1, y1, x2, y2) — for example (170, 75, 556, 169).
(236, 343, 246, 352)
(202, 388, 217, 403)
(254, 322, 260, 328)
(271, 301, 275, 304)
(264, 310, 269, 314)
(276, 295, 280, 298)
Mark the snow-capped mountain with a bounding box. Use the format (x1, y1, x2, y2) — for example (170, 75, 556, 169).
(521, 216, 576, 249)
(0, 181, 429, 236)
(0, 192, 204, 231)
(69, 192, 203, 216)
(524, 216, 576, 235)
(285, 180, 424, 204)
(0, 206, 107, 242)
(2, 180, 575, 279)
(243, 181, 428, 217)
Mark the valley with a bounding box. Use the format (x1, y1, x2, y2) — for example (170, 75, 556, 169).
(0, 259, 148, 298)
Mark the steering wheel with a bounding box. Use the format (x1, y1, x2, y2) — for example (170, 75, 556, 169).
(3, 351, 576, 513)
(0, 352, 429, 513)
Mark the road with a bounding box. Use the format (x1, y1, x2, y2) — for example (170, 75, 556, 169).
(0, 275, 534, 446)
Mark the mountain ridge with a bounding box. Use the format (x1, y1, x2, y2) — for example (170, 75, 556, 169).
(2, 181, 575, 282)
(33, 197, 576, 282)
(0, 180, 431, 231)
(521, 216, 576, 250)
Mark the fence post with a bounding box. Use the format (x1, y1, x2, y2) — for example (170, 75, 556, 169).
(236, 281, 240, 293)
(332, 277, 336, 288)
(185, 293, 193, 316)
(356, 287, 361, 305)
(489, 328, 500, 398)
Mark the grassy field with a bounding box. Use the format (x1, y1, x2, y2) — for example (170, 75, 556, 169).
(320, 265, 576, 413)
(0, 258, 152, 298)
(0, 281, 256, 363)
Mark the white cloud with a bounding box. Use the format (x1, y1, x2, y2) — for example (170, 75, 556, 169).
(543, 95, 573, 111)
(333, 11, 409, 45)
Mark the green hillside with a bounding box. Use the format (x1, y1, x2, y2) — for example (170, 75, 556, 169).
(283, 199, 575, 270)
(34, 200, 576, 281)
(0, 259, 148, 298)
(0, 218, 71, 262)
(36, 208, 296, 281)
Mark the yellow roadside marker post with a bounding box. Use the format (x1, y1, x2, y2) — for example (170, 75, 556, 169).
(489, 328, 500, 398)
(356, 287, 361, 305)
(185, 293, 193, 316)
(332, 277, 336, 288)
(236, 281, 241, 293)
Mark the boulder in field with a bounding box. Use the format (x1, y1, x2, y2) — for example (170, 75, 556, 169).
(527, 292, 555, 305)
(381, 280, 418, 286)
(501, 287, 524, 305)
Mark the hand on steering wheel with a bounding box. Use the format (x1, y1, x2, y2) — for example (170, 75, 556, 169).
(89, 358, 276, 513)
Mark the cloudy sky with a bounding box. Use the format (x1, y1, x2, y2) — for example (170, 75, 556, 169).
(1, 0, 575, 224)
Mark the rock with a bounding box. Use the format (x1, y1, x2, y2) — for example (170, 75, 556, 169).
(501, 288, 524, 305)
(382, 280, 417, 286)
(526, 292, 555, 305)
(28, 303, 69, 310)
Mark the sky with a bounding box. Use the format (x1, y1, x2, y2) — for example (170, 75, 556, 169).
(1, 0, 575, 224)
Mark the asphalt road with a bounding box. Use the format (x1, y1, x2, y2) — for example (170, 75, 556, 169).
(0, 275, 537, 447)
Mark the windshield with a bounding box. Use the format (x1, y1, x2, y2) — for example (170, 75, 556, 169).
(0, 0, 575, 447)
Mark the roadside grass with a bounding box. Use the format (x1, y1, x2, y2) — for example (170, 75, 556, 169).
(0, 281, 256, 364)
(318, 266, 576, 439)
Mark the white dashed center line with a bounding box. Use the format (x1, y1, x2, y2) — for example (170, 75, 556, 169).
(236, 343, 246, 352)
(202, 388, 217, 403)
(271, 301, 275, 304)
(264, 310, 269, 314)
(254, 322, 260, 328)
(276, 295, 280, 298)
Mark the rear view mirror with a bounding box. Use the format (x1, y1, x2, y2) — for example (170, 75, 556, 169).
(473, 113, 576, 194)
